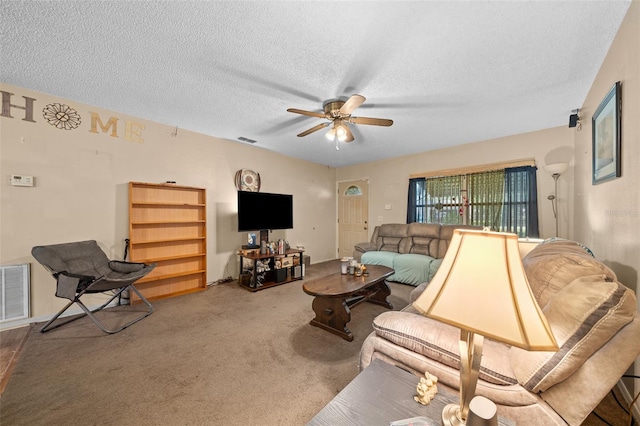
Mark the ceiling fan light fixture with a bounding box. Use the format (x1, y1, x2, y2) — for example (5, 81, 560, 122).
(325, 127, 337, 140)
(288, 94, 392, 144)
(335, 123, 348, 140)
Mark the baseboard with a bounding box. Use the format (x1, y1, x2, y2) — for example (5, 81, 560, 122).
(0, 317, 32, 331)
(312, 257, 337, 264)
(0, 299, 121, 331)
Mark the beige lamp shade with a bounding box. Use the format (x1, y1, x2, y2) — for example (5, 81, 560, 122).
(413, 229, 558, 351)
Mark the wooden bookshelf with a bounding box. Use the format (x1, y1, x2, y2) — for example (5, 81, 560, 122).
(128, 182, 207, 302)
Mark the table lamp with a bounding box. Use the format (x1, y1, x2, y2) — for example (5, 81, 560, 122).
(413, 229, 558, 425)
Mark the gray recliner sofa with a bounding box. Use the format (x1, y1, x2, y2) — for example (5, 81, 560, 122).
(353, 223, 481, 286)
(360, 238, 640, 425)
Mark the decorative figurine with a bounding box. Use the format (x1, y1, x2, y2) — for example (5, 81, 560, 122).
(414, 371, 438, 405)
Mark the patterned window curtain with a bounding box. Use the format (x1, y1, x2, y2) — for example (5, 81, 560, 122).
(407, 178, 426, 223)
(426, 175, 463, 224)
(407, 166, 539, 235)
(502, 166, 539, 237)
(467, 170, 505, 230)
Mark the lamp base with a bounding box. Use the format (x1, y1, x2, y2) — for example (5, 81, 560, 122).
(441, 398, 499, 426)
(467, 396, 499, 426)
(441, 403, 464, 426)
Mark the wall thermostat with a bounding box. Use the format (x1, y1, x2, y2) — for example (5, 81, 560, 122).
(10, 175, 34, 187)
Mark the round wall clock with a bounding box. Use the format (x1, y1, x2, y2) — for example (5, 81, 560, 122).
(235, 169, 261, 192)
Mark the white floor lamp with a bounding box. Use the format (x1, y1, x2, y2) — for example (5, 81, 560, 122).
(544, 163, 568, 237)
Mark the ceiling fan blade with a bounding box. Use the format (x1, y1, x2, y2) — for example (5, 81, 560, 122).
(343, 124, 355, 142)
(340, 94, 366, 115)
(350, 116, 393, 127)
(287, 108, 326, 119)
(297, 122, 329, 137)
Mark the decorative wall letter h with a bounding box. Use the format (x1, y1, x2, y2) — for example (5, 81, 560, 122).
(1, 91, 37, 122)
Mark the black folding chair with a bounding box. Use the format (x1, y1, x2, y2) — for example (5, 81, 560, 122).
(32, 240, 156, 334)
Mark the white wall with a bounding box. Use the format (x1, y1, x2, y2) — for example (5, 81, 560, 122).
(336, 126, 575, 241)
(572, 0, 640, 406)
(0, 84, 337, 322)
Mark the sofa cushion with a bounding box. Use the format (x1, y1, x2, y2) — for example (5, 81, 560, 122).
(373, 311, 518, 386)
(437, 225, 483, 258)
(523, 240, 617, 307)
(404, 223, 441, 257)
(361, 251, 399, 269)
(373, 224, 408, 252)
(428, 258, 443, 282)
(406, 236, 440, 257)
(509, 274, 636, 393)
(379, 237, 404, 253)
(389, 254, 435, 286)
(538, 237, 595, 257)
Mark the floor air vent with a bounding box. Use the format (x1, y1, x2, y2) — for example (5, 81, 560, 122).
(1, 264, 30, 323)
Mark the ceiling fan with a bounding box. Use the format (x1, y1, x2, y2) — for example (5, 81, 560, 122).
(287, 94, 393, 143)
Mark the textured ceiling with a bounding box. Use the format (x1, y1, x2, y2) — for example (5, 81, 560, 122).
(0, 1, 631, 167)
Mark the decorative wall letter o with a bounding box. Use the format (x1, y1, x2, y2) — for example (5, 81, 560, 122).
(42, 103, 81, 130)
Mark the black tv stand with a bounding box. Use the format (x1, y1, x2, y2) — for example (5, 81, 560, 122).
(238, 248, 305, 291)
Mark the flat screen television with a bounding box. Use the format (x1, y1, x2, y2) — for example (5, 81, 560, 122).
(237, 191, 293, 232)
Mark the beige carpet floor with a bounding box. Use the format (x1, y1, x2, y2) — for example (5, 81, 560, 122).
(0, 260, 634, 425)
(0, 260, 413, 425)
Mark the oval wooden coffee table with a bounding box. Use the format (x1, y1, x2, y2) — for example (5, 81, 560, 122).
(302, 265, 394, 341)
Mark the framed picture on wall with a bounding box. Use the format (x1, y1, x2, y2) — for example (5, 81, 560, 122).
(592, 81, 621, 185)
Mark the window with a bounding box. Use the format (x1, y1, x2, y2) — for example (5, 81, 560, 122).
(344, 185, 362, 196)
(407, 175, 463, 224)
(407, 166, 539, 237)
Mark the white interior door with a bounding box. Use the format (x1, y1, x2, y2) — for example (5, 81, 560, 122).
(338, 180, 369, 259)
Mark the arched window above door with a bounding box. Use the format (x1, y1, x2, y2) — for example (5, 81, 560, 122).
(344, 185, 362, 196)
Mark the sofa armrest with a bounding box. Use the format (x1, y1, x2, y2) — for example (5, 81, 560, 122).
(371, 310, 517, 386)
(354, 242, 376, 253)
(541, 312, 640, 425)
(410, 282, 428, 303)
(353, 242, 377, 262)
(509, 276, 636, 393)
(359, 330, 541, 408)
